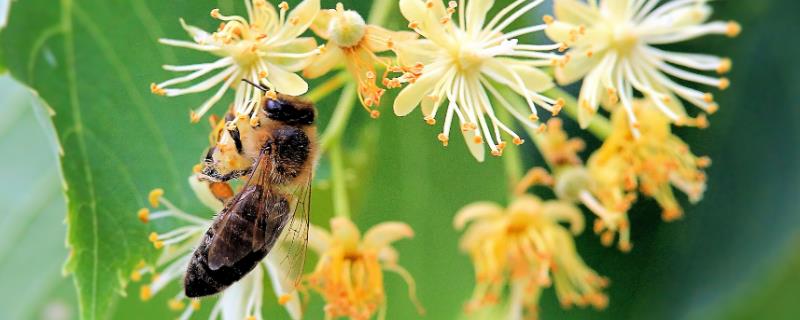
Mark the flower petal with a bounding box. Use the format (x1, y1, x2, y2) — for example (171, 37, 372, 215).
(454, 201, 504, 230)
(364, 25, 418, 52)
(462, 129, 486, 162)
(393, 67, 444, 116)
(399, 0, 452, 46)
(483, 58, 554, 95)
(308, 224, 332, 254)
(553, 0, 599, 25)
(555, 49, 598, 85)
(303, 45, 343, 78)
(542, 201, 585, 235)
(267, 64, 309, 95)
(330, 217, 361, 247)
(363, 222, 414, 249)
(279, 0, 321, 40)
(310, 8, 334, 39)
(265, 248, 303, 320)
(270, 37, 319, 72)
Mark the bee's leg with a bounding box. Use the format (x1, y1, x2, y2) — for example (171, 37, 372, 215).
(270, 126, 311, 183)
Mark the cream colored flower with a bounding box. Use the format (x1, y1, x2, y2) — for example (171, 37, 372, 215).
(151, 0, 320, 123)
(393, 0, 565, 161)
(545, 0, 740, 133)
(306, 217, 424, 320)
(305, 3, 417, 117)
(455, 196, 608, 318)
(581, 99, 709, 250)
(134, 176, 302, 320)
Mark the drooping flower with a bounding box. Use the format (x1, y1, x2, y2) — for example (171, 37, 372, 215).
(545, 0, 740, 133)
(455, 195, 608, 318)
(392, 0, 566, 161)
(151, 0, 321, 123)
(582, 99, 709, 249)
(304, 3, 417, 117)
(306, 217, 424, 320)
(134, 175, 302, 320)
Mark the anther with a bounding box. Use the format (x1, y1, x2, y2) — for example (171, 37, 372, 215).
(278, 2, 289, 11)
(149, 83, 165, 96)
(190, 111, 200, 123)
(130, 270, 142, 282)
(425, 117, 436, 125)
(140, 286, 152, 301)
(512, 137, 524, 145)
(717, 58, 732, 74)
(168, 299, 185, 311)
(703, 93, 714, 103)
(370, 110, 381, 119)
(543, 15, 554, 25)
(210, 9, 220, 19)
(718, 78, 730, 90)
(137, 208, 150, 224)
(191, 300, 201, 310)
(148, 189, 164, 207)
(726, 21, 741, 37)
(279, 294, 292, 305)
(473, 136, 483, 144)
(437, 133, 449, 146)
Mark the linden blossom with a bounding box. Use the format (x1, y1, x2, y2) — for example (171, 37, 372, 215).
(151, 0, 322, 123)
(390, 0, 567, 162)
(455, 195, 608, 318)
(545, 0, 741, 134)
(304, 3, 418, 118)
(306, 217, 424, 320)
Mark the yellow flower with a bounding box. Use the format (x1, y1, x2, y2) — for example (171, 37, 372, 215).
(306, 217, 424, 320)
(304, 3, 417, 117)
(455, 196, 608, 318)
(392, 0, 565, 161)
(545, 0, 740, 133)
(135, 176, 303, 319)
(151, 0, 321, 123)
(583, 99, 709, 250)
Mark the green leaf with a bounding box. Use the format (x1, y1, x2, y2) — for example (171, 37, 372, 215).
(0, 1, 228, 318)
(0, 75, 77, 319)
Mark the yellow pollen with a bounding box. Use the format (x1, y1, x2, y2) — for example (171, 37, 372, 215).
(537, 124, 547, 133)
(426, 1, 434, 8)
(726, 21, 742, 37)
(192, 164, 203, 173)
(718, 78, 730, 90)
(437, 133, 449, 146)
(473, 136, 483, 144)
(149, 83, 165, 96)
(153, 241, 164, 250)
(191, 300, 201, 310)
(586, 50, 594, 58)
(278, 294, 292, 305)
(259, 71, 268, 78)
(168, 299, 185, 311)
(266, 90, 278, 100)
(140, 285, 152, 301)
(707, 103, 719, 114)
(148, 189, 164, 207)
(408, 21, 420, 29)
(130, 270, 142, 282)
(137, 208, 150, 224)
(249, 118, 260, 127)
(558, 43, 568, 52)
(543, 15, 553, 25)
(190, 111, 200, 123)
(717, 58, 732, 74)
(148, 232, 159, 242)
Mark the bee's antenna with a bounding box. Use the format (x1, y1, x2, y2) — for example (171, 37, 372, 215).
(241, 79, 269, 92)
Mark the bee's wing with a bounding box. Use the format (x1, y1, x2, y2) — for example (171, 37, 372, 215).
(207, 152, 274, 270)
(276, 172, 312, 287)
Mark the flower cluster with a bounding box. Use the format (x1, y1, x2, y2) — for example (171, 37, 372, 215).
(144, 0, 739, 318)
(455, 196, 608, 318)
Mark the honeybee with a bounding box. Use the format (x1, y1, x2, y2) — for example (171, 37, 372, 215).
(184, 81, 317, 298)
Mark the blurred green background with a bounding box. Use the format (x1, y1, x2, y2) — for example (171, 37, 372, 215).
(0, 0, 798, 319)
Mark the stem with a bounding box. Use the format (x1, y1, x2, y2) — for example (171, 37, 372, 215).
(306, 72, 349, 103)
(330, 141, 350, 219)
(545, 87, 612, 139)
(319, 83, 358, 153)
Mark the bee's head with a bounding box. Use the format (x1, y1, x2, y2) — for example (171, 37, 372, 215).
(241, 79, 315, 126)
(263, 95, 315, 126)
